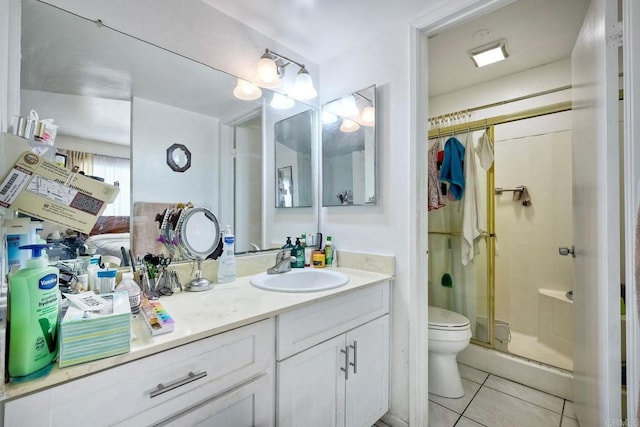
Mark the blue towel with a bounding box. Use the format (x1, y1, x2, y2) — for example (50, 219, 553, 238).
(439, 137, 465, 200)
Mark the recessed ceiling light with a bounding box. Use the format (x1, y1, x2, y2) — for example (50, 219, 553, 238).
(469, 40, 508, 68)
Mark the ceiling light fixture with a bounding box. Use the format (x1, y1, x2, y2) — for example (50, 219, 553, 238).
(253, 48, 317, 100)
(233, 78, 262, 100)
(468, 40, 508, 68)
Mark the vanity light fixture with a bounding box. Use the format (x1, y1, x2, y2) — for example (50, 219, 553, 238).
(340, 118, 360, 133)
(253, 48, 318, 99)
(270, 93, 295, 110)
(233, 78, 262, 100)
(468, 39, 508, 68)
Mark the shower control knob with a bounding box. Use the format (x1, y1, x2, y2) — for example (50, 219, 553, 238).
(558, 245, 575, 257)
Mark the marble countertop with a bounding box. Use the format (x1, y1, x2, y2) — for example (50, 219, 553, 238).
(2, 266, 392, 400)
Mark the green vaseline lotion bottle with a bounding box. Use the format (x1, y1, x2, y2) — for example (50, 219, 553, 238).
(8, 244, 60, 378)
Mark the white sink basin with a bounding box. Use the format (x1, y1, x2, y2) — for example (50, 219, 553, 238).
(250, 269, 349, 293)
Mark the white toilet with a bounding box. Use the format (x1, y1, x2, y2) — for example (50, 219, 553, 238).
(428, 306, 472, 398)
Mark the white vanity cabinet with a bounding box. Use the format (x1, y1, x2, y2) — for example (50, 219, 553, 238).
(4, 318, 275, 427)
(277, 281, 390, 427)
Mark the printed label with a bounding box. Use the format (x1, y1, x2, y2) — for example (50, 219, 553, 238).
(0, 167, 31, 207)
(38, 273, 58, 290)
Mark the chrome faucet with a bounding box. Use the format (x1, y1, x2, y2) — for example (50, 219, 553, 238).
(267, 249, 296, 274)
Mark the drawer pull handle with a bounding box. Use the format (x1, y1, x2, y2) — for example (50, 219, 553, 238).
(340, 347, 350, 380)
(150, 371, 208, 398)
(349, 341, 358, 374)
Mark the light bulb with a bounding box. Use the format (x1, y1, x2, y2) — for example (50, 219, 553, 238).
(293, 67, 317, 100)
(270, 93, 295, 110)
(339, 95, 359, 117)
(254, 52, 281, 89)
(233, 78, 262, 100)
(340, 118, 360, 133)
(322, 111, 338, 124)
(359, 106, 375, 126)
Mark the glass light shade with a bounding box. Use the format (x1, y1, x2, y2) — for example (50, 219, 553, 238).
(293, 69, 317, 100)
(254, 56, 281, 88)
(339, 95, 359, 117)
(469, 41, 508, 67)
(340, 118, 360, 133)
(322, 111, 338, 124)
(233, 78, 262, 100)
(359, 106, 375, 126)
(270, 93, 295, 110)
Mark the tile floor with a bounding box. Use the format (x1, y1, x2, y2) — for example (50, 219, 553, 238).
(428, 363, 579, 427)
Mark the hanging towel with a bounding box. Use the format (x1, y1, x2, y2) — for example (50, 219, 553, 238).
(439, 137, 465, 201)
(475, 130, 494, 170)
(461, 133, 484, 265)
(428, 139, 445, 211)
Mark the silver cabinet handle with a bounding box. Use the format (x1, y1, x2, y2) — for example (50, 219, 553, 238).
(558, 245, 575, 257)
(340, 346, 350, 380)
(150, 371, 208, 398)
(349, 341, 358, 374)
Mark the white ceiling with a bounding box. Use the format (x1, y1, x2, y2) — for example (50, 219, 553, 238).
(428, 0, 590, 96)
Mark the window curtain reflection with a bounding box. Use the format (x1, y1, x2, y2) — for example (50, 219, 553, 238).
(93, 154, 130, 216)
(63, 150, 94, 176)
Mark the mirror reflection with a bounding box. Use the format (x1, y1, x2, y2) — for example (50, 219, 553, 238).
(275, 109, 314, 208)
(322, 85, 376, 206)
(19, 0, 318, 259)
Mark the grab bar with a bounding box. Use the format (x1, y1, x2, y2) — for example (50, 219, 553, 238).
(494, 186, 525, 195)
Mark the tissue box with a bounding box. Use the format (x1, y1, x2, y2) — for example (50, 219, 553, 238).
(59, 292, 131, 368)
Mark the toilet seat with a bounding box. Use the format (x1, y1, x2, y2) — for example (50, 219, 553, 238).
(428, 306, 470, 331)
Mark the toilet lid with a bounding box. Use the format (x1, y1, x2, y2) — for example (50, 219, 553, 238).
(428, 306, 470, 328)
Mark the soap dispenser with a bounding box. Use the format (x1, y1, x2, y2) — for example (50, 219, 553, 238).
(8, 244, 60, 378)
(292, 238, 305, 268)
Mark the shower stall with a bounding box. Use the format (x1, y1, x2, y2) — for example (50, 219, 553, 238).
(427, 103, 575, 372)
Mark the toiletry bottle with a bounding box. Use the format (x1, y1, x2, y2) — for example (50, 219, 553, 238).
(8, 244, 60, 378)
(115, 272, 141, 314)
(292, 238, 305, 268)
(282, 236, 294, 249)
(217, 225, 236, 283)
(303, 233, 313, 267)
(325, 236, 333, 266)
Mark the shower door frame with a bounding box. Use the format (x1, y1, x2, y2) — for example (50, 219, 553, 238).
(427, 102, 571, 351)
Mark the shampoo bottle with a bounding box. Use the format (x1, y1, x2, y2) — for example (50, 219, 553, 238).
(325, 236, 333, 266)
(217, 225, 236, 283)
(292, 238, 305, 268)
(8, 244, 60, 378)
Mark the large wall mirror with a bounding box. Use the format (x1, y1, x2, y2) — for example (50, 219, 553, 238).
(18, 0, 318, 258)
(322, 85, 376, 206)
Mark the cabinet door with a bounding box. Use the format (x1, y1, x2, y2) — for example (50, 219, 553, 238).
(277, 335, 346, 427)
(345, 315, 389, 427)
(146, 373, 274, 427)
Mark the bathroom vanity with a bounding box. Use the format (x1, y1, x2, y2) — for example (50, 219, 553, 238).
(1, 266, 392, 426)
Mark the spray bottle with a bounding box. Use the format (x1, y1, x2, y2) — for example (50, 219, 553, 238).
(7, 244, 60, 377)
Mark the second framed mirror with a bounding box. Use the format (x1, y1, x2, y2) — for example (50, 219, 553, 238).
(322, 85, 376, 206)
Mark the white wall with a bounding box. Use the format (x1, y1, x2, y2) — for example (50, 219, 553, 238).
(319, 26, 412, 422)
(131, 97, 219, 211)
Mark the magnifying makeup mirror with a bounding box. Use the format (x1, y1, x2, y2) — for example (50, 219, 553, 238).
(177, 207, 221, 291)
